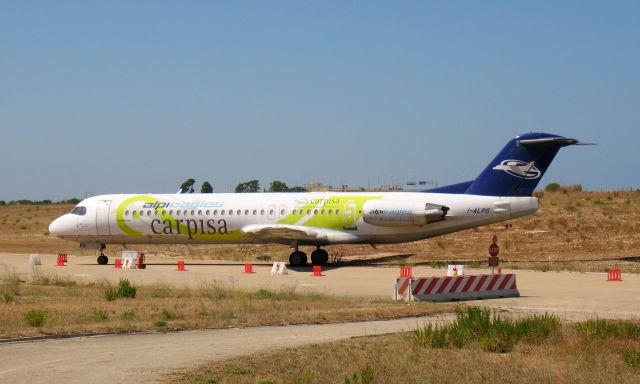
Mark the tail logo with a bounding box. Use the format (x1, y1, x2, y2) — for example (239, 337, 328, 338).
(493, 160, 541, 179)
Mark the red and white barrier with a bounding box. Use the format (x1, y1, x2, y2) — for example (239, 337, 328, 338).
(607, 269, 622, 282)
(395, 274, 519, 302)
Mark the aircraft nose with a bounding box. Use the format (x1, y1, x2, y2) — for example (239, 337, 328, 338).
(48, 215, 73, 237)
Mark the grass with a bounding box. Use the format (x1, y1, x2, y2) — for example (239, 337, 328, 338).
(412, 307, 561, 352)
(116, 278, 137, 298)
(0, 273, 448, 339)
(120, 310, 136, 321)
(24, 309, 47, 327)
(103, 278, 137, 301)
(173, 314, 640, 384)
(90, 308, 108, 322)
(625, 351, 640, 369)
(574, 318, 640, 340)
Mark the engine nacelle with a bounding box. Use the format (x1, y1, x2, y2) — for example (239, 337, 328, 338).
(362, 200, 448, 227)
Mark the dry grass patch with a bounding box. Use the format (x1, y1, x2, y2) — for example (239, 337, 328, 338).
(173, 314, 640, 384)
(0, 273, 449, 339)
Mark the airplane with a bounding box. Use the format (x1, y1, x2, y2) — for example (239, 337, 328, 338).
(49, 132, 583, 266)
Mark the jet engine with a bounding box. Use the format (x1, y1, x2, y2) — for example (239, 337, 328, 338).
(362, 200, 448, 227)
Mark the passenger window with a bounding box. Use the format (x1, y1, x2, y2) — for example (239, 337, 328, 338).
(169, 210, 174, 215)
(221, 210, 226, 215)
(237, 209, 241, 215)
(162, 210, 166, 216)
(214, 210, 218, 215)
(321, 209, 325, 215)
(175, 210, 180, 216)
(125, 210, 129, 216)
(336, 209, 340, 215)
(147, 210, 151, 216)
(313, 209, 318, 215)
(307, 209, 311, 215)
(269, 209, 274, 215)
(132, 210, 137, 216)
(245, 209, 249, 215)
(191, 210, 195, 216)
(260, 209, 265, 215)
(253, 209, 257, 215)
(198, 210, 202, 215)
(183, 210, 188, 215)
(206, 210, 210, 216)
(280, 209, 285, 215)
(328, 209, 332, 215)
(292, 209, 297, 215)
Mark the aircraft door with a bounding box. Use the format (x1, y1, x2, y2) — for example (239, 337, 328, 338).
(96, 200, 112, 236)
(343, 200, 357, 230)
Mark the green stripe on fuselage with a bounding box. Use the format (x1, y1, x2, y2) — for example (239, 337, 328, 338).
(276, 195, 382, 229)
(116, 195, 243, 240)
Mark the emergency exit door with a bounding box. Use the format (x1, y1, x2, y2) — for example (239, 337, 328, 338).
(343, 200, 357, 230)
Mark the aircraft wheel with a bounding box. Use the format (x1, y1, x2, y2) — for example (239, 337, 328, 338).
(97, 255, 109, 265)
(289, 251, 307, 267)
(311, 249, 329, 265)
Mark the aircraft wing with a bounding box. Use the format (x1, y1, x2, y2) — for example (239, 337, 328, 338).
(240, 224, 358, 244)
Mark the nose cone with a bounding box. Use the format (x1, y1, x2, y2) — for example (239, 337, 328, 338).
(49, 215, 74, 237)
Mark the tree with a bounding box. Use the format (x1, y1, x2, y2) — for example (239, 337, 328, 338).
(288, 186, 307, 192)
(201, 181, 213, 193)
(235, 180, 260, 193)
(545, 182, 561, 192)
(179, 178, 196, 193)
(268, 180, 289, 192)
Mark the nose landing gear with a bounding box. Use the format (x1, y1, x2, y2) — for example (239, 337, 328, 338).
(97, 244, 109, 265)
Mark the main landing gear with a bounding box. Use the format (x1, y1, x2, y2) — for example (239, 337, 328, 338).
(97, 244, 109, 265)
(288, 246, 328, 267)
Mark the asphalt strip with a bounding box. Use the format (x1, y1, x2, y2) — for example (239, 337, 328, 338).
(0, 315, 454, 384)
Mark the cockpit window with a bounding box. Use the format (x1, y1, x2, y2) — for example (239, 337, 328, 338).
(70, 206, 87, 216)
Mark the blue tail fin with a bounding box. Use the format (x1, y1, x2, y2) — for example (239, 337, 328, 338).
(463, 133, 578, 196)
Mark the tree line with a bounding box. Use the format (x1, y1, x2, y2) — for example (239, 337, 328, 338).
(1, 179, 309, 205)
(0, 198, 81, 206)
(179, 179, 307, 193)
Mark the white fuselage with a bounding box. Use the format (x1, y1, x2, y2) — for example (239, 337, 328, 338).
(49, 192, 537, 247)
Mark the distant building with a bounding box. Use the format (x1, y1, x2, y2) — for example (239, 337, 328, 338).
(303, 181, 434, 192)
(304, 182, 333, 192)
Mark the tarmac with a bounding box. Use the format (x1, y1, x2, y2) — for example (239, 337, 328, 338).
(0, 315, 453, 384)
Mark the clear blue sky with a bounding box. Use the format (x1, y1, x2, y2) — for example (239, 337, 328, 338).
(2, 1, 638, 200)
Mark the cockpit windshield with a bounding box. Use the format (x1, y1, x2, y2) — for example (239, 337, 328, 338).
(70, 206, 87, 216)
